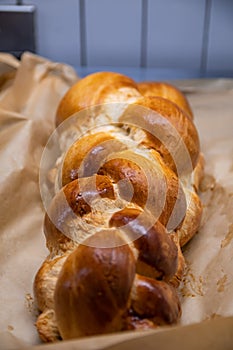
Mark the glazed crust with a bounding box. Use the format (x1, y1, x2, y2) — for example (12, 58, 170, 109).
(54, 230, 136, 339)
(137, 81, 193, 120)
(120, 96, 200, 173)
(56, 72, 141, 126)
(35, 71, 203, 341)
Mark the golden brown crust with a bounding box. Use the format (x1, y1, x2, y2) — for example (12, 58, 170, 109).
(121, 96, 200, 173)
(34, 255, 67, 312)
(62, 128, 187, 231)
(150, 150, 186, 229)
(61, 132, 129, 186)
(34, 255, 68, 342)
(36, 309, 60, 343)
(63, 174, 116, 213)
(192, 152, 205, 192)
(53, 229, 181, 339)
(169, 232, 186, 287)
(44, 214, 75, 255)
(44, 175, 115, 254)
(56, 72, 140, 126)
(99, 157, 148, 207)
(54, 230, 136, 339)
(177, 189, 203, 247)
(35, 71, 203, 341)
(137, 81, 193, 120)
(130, 274, 181, 325)
(109, 208, 178, 280)
(62, 132, 115, 185)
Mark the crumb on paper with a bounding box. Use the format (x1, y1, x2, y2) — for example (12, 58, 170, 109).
(180, 263, 205, 298)
(25, 293, 36, 314)
(199, 175, 232, 233)
(7, 325, 14, 331)
(216, 274, 228, 293)
(221, 223, 233, 248)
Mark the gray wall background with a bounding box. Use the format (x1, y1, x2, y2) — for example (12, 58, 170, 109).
(1, 0, 233, 79)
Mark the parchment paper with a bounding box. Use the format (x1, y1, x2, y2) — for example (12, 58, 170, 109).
(0, 52, 232, 350)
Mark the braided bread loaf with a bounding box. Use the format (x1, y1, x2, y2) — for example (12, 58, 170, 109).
(34, 72, 204, 342)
